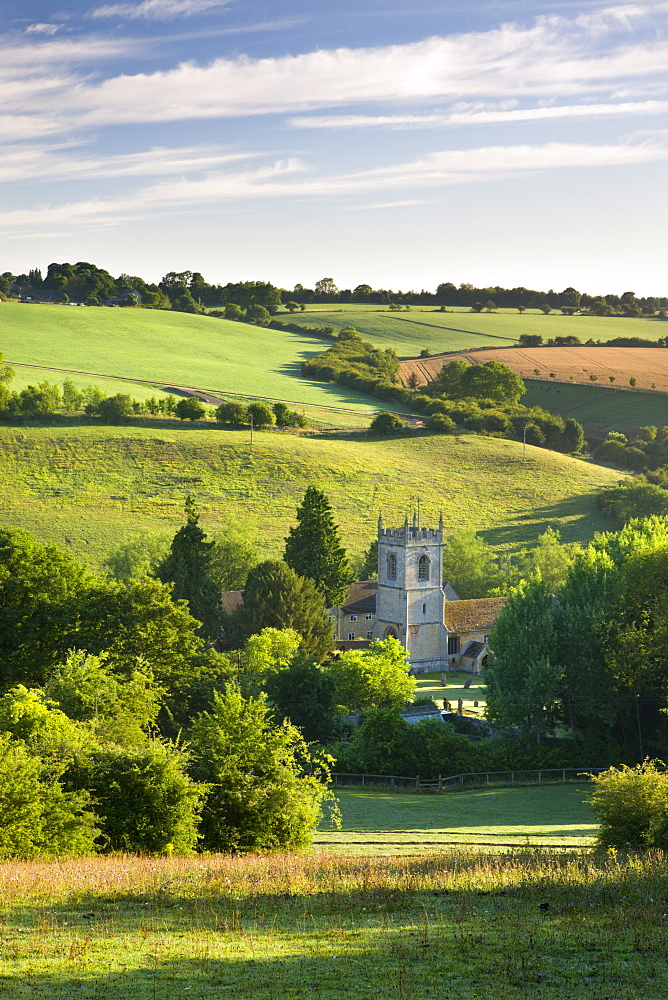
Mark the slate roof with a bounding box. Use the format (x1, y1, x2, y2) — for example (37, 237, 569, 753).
(442, 597, 506, 632)
(221, 590, 243, 616)
(338, 580, 377, 615)
(461, 640, 486, 661)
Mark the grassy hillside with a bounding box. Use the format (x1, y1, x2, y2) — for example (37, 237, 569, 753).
(0, 302, 382, 412)
(290, 304, 667, 354)
(0, 424, 620, 568)
(522, 379, 668, 433)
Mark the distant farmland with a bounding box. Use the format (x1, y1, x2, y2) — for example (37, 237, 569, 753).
(400, 345, 668, 395)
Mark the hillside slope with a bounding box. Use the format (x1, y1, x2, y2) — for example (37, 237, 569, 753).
(0, 303, 380, 411)
(0, 425, 621, 568)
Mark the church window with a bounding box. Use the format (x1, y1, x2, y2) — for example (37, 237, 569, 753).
(365, 612, 373, 620)
(350, 614, 357, 622)
(448, 636, 460, 655)
(422, 603, 426, 614)
(418, 555, 430, 581)
(348, 632, 356, 641)
(366, 631, 373, 639)
(387, 553, 397, 580)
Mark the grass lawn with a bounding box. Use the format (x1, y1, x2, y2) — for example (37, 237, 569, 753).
(414, 670, 486, 715)
(0, 302, 384, 412)
(316, 784, 597, 853)
(2, 842, 667, 998)
(0, 424, 621, 568)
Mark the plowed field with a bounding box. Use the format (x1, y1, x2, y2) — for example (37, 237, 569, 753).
(400, 346, 668, 394)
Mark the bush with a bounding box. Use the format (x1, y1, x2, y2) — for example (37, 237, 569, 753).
(175, 397, 206, 421)
(369, 412, 403, 434)
(97, 394, 134, 422)
(65, 741, 203, 854)
(216, 401, 249, 426)
(0, 735, 97, 859)
(588, 760, 668, 848)
(247, 401, 275, 428)
(427, 413, 455, 433)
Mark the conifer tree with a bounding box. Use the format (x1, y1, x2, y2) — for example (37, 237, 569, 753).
(283, 487, 354, 606)
(156, 496, 221, 639)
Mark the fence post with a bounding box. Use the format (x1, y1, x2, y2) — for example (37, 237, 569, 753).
(486, 772, 490, 786)
(512, 772, 515, 785)
(362, 775, 365, 787)
(391, 777, 395, 791)
(460, 774, 464, 788)
(562, 769, 566, 783)
(416, 775, 420, 791)
(438, 773, 442, 791)
(538, 771, 542, 785)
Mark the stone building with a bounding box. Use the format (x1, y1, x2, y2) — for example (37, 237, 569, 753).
(330, 514, 504, 674)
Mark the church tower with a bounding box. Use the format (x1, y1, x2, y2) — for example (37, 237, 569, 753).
(373, 512, 448, 672)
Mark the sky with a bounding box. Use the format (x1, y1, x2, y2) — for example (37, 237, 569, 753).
(2, 0, 667, 295)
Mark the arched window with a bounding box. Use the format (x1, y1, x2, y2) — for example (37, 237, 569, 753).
(387, 553, 397, 580)
(385, 626, 397, 639)
(418, 554, 430, 581)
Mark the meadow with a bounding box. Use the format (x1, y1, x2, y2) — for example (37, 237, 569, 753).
(0, 424, 620, 568)
(293, 304, 667, 355)
(1, 834, 667, 998)
(521, 379, 668, 435)
(315, 784, 597, 854)
(0, 303, 382, 413)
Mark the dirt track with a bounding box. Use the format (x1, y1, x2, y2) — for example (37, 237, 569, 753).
(399, 346, 668, 394)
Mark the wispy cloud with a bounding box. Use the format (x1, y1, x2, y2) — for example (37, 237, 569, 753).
(289, 99, 668, 130)
(89, 0, 232, 19)
(24, 23, 61, 35)
(2, 134, 667, 236)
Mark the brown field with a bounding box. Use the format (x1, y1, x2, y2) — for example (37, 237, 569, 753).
(400, 346, 668, 394)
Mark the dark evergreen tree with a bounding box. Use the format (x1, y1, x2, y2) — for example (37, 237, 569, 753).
(156, 496, 221, 639)
(228, 560, 332, 660)
(283, 487, 354, 606)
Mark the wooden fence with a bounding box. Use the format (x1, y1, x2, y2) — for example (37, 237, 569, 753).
(331, 767, 609, 792)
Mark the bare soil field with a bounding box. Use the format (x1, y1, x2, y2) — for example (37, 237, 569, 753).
(400, 345, 668, 395)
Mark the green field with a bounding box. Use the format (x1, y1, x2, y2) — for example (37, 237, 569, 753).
(291, 305, 667, 355)
(521, 379, 668, 433)
(3, 830, 668, 998)
(315, 785, 597, 854)
(0, 424, 621, 568)
(0, 302, 383, 412)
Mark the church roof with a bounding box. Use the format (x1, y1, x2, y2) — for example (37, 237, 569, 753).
(443, 597, 505, 633)
(461, 640, 486, 661)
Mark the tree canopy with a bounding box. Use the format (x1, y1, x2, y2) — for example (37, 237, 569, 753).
(284, 487, 354, 606)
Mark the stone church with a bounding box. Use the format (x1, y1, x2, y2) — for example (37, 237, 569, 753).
(329, 515, 505, 675)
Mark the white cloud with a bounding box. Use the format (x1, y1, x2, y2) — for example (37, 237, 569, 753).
(24, 23, 61, 35)
(89, 0, 232, 19)
(289, 100, 668, 130)
(2, 135, 667, 236)
(0, 144, 259, 184)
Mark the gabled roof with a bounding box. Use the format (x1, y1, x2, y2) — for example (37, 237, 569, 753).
(338, 580, 377, 615)
(443, 597, 505, 633)
(462, 640, 486, 661)
(444, 582, 460, 601)
(221, 590, 243, 616)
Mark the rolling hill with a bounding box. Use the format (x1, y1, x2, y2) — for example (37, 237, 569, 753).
(0, 423, 621, 569)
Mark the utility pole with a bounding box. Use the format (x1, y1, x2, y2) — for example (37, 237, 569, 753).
(250, 413, 254, 447)
(523, 423, 527, 461)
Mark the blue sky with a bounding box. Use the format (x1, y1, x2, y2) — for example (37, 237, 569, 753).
(2, 1, 667, 294)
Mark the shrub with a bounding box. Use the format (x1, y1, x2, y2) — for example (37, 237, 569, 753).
(427, 413, 455, 433)
(216, 401, 249, 425)
(96, 394, 134, 422)
(369, 412, 403, 435)
(0, 735, 97, 859)
(65, 741, 203, 854)
(175, 397, 206, 421)
(247, 401, 275, 428)
(588, 759, 668, 848)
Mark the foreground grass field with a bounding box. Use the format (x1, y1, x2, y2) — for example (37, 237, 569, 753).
(0, 424, 620, 567)
(316, 785, 597, 854)
(1, 844, 666, 999)
(0, 303, 380, 412)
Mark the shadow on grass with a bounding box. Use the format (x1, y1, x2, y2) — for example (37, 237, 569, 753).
(7, 862, 668, 999)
